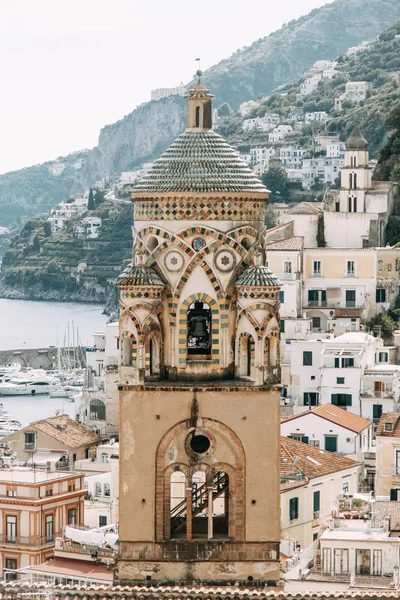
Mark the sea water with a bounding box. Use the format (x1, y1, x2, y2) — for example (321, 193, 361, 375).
(0, 298, 108, 426)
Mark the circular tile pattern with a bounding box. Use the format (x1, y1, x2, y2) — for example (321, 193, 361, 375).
(164, 250, 184, 273)
(214, 248, 236, 273)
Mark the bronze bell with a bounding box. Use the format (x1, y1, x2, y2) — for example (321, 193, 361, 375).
(192, 318, 209, 338)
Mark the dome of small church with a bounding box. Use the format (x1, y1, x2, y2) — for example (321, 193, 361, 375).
(235, 266, 281, 287)
(116, 264, 165, 287)
(345, 126, 368, 150)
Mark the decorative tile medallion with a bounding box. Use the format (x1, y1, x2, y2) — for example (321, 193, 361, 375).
(214, 248, 237, 273)
(164, 250, 184, 273)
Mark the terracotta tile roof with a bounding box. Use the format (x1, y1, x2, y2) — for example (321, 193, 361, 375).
(30, 415, 101, 449)
(132, 131, 268, 195)
(375, 412, 400, 437)
(265, 236, 304, 251)
(30, 557, 112, 582)
(1, 583, 397, 597)
(282, 403, 371, 433)
(281, 435, 360, 480)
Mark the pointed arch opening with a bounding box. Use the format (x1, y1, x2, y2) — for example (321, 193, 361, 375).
(121, 334, 136, 367)
(237, 333, 255, 378)
(144, 329, 161, 379)
(179, 294, 219, 371)
(187, 300, 211, 357)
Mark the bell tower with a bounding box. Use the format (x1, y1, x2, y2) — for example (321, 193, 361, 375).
(117, 72, 282, 585)
(338, 126, 372, 213)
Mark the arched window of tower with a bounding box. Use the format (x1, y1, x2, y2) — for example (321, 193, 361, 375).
(148, 236, 158, 252)
(241, 237, 251, 251)
(122, 336, 133, 367)
(187, 301, 211, 357)
(195, 106, 201, 128)
(238, 334, 253, 377)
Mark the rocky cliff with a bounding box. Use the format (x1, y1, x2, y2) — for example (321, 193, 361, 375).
(0, 0, 399, 226)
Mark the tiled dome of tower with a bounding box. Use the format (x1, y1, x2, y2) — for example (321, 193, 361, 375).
(116, 264, 165, 288)
(133, 132, 268, 194)
(235, 265, 281, 287)
(346, 125, 368, 150)
(133, 77, 267, 196)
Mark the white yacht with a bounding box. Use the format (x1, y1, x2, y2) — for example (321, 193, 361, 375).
(0, 378, 54, 396)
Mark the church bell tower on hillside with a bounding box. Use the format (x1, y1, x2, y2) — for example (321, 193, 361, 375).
(117, 72, 282, 585)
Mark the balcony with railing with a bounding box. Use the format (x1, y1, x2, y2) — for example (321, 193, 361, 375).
(361, 389, 394, 399)
(55, 537, 115, 561)
(277, 272, 299, 281)
(0, 534, 56, 547)
(305, 300, 364, 309)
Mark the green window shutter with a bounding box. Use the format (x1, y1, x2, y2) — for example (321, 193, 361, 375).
(289, 497, 299, 520)
(335, 357, 339, 368)
(313, 490, 320, 512)
(280, 319, 285, 333)
(349, 358, 354, 367)
(279, 290, 284, 303)
(302, 436, 309, 444)
(346, 394, 352, 406)
(303, 351, 312, 366)
(322, 290, 327, 302)
(390, 489, 398, 501)
(331, 394, 337, 405)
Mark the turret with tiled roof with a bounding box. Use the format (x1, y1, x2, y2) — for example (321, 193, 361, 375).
(133, 74, 267, 198)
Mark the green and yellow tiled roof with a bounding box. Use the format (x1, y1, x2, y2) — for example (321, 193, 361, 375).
(235, 266, 281, 287)
(133, 131, 268, 194)
(117, 264, 165, 287)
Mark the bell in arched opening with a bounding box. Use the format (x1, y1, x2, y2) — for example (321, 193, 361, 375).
(187, 301, 211, 356)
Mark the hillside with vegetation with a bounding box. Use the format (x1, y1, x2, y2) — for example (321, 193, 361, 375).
(0, 199, 132, 310)
(0, 0, 399, 226)
(225, 21, 400, 154)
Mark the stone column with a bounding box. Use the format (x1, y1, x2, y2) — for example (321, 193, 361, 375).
(186, 487, 192, 541)
(207, 488, 213, 540)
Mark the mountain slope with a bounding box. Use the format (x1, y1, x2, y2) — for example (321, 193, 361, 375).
(1, 0, 400, 226)
(202, 0, 400, 107)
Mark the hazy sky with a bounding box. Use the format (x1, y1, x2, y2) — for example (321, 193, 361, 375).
(0, 0, 333, 174)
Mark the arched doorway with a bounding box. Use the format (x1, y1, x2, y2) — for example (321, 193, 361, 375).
(90, 399, 106, 421)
